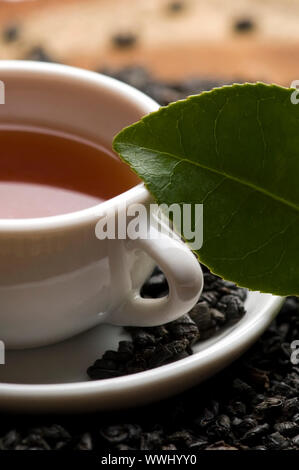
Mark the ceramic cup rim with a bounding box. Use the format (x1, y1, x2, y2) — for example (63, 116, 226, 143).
(0, 60, 159, 233)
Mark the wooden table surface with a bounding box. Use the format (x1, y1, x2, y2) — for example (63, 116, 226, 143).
(0, 0, 299, 85)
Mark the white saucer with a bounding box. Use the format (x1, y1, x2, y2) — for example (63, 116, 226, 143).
(0, 291, 284, 413)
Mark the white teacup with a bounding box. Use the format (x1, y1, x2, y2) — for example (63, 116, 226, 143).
(0, 61, 203, 349)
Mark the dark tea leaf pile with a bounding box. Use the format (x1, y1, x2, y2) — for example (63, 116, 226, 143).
(0, 295, 298, 450)
(0, 66, 297, 451)
(87, 265, 246, 380)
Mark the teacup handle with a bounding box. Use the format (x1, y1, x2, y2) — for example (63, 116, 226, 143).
(108, 226, 203, 327)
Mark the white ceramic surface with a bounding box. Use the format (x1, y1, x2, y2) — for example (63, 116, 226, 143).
(0, 292, 284, 413)
(0, 61, 203, 349)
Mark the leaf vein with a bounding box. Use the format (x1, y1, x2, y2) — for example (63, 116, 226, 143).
(117, 143, 299, 214)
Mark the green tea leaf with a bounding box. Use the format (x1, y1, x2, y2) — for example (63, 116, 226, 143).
(113, 83, 299, 296)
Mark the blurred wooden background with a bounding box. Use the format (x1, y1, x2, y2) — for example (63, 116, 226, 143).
(0, 0, 299, 85)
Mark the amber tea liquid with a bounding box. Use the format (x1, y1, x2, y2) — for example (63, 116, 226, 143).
(0, 125, 138, 218)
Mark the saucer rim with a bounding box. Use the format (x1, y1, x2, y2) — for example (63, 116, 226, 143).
(0, 295, 284, 412)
